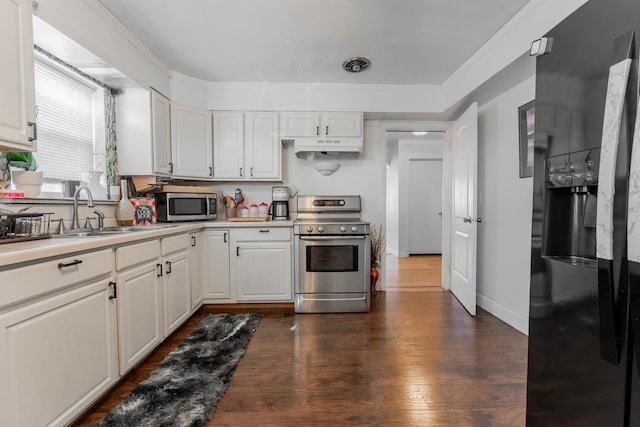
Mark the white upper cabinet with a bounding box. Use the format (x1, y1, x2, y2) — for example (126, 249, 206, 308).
(150, 89, 172, 175)
(279, 113, 320, 138)
(213, 112, 280, 181)
(171, 103, 214, 179)
(212, 112, 244, 179)
(116, 87, 172, 177)
(279, 112, 362, 139)
(0, 0, 37, 151)
(245, 112, 280, 180)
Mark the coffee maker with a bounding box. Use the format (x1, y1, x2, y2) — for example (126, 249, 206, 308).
(270, 186, 290, 220)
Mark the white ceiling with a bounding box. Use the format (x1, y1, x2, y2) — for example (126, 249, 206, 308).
(97, 0, 531, 85)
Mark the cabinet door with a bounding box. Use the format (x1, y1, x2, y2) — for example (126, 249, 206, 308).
(189, 232, 204, 310)
(163, 249, 191, 335)
(279, 112, 320, 138)
(234, 241, 292, 301)
(203, 230, 231, 300)
(213, 112, 244, 179)
(116, 260, 163, 375)
(171, 103, 213, 179)
(151, 89, 172, 176)
(0, 278, 118, 427)
(322, 112, 363, 137)
(0, 0, 36, 150)
(245, 112, 281, 180)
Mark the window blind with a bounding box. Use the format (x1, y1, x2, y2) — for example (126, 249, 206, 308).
(34, 57, 98, 181)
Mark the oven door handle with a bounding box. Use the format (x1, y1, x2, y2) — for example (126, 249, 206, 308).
(299, 235, 367, 240)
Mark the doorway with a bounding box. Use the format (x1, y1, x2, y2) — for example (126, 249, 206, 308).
(385, 131, 445, 290)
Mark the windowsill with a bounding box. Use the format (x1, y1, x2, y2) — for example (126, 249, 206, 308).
(0, 197, 118, 206)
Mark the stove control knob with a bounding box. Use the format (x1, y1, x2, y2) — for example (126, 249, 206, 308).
(340, 226, 347, 233)
(351, 226, 358, 233)
(317, 226, 325, 233)
(306, 226, 314, 233)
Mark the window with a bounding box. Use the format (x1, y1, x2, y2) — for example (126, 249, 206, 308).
(33, 53, 106, 192)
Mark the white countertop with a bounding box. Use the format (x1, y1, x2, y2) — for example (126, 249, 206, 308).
(0, 219, 295, 269)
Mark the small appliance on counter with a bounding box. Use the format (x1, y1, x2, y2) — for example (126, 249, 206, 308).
(270, 185, 290, 220)
(156, 192, 217, 222)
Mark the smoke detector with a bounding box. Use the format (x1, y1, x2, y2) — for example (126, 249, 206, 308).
(342, 57, 371, 73)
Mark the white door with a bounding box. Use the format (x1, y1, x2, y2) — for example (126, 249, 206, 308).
(449, 103, 478, 315)
(409, 159, 443, 254)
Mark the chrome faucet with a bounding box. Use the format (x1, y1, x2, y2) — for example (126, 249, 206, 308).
(72, 186, 94, 229)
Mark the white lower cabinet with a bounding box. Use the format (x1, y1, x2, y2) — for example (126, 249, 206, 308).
(115, 239, 163, 375)
(231, 227, 293, 301)
(0, 250, 117, 427)
(161, 234, 191, 335)
(203, 229, 231, 301)
(189, 231, 205, 311)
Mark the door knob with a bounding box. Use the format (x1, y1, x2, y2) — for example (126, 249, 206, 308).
(463, 217, 472, 223)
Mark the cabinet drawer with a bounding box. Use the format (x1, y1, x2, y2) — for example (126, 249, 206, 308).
(162, 233, 189, 256)
(0, 249, 113, 309)
(232, 227, 291, 242)
(116, 240, 160, 271)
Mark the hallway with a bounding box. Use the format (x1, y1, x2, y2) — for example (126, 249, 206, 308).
(386, 254, 442, 291)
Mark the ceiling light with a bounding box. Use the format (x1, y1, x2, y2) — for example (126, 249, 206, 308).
(412, 131, 428, 136)
(342, 57, 371, 73)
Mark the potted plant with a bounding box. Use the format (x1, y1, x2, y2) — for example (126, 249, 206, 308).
(6, 152, 43, 197)
(370, 224, 386, 295)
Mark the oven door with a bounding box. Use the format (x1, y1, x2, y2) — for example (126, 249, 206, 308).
(296, 235, 370, 294)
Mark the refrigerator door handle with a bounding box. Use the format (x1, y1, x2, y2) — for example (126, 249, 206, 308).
(596, 31, 634, 366)
(628, 80, 640, 374)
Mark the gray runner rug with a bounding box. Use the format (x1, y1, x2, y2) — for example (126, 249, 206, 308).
(99, 313, 261, 427)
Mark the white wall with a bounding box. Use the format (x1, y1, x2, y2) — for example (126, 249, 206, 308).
(476, 75, 535, 335)
(386, 143, 400, 255)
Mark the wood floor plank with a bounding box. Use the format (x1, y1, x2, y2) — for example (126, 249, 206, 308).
(72, 288, 527, 426)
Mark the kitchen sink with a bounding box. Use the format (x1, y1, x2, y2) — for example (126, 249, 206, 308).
(53, 224, 178, 238)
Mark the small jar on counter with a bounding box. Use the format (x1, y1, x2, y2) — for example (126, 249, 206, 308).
(241, 206, 250, 217)
(249, 203, 258, 217)
(258, 202, 269, 217)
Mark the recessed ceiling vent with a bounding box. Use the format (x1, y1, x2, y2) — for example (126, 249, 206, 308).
(342, 57, 371, 73)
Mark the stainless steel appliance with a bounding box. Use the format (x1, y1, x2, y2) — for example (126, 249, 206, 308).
(270, 185, 290, 220)
(294, 195, 370, 313)
(527, 0, 640, 424)
(156, 192, 217, 222)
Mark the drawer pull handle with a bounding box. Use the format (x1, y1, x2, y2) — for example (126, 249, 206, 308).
(224, 232, 227, 243)
(259, 229, 270, 233)
(57, 259, 82, 269)
(157, 263, 163, 277)
(166, 261, 172, 274)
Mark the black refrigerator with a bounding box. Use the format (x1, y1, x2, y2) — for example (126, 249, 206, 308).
(527, 0, 640, 425)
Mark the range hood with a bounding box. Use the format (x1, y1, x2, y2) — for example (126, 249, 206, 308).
(288, 137, 363, 158)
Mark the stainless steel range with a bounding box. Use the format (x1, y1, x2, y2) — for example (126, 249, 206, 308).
(294, 195, 371, 313)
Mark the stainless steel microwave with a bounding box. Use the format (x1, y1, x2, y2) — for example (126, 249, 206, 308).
(156, 192, 217, 222)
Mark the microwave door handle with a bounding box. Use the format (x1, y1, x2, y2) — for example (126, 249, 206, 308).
(596, 31, 634, 366)
(628, 86, 640, 375)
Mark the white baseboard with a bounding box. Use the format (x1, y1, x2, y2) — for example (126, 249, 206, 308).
(387, 248, 399, 257)
(477, 293, 528, 335)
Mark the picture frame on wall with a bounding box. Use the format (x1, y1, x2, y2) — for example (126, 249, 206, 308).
(518, 100, 535, 178)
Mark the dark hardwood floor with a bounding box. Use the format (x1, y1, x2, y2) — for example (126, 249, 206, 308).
(73, 291, 528, 426)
